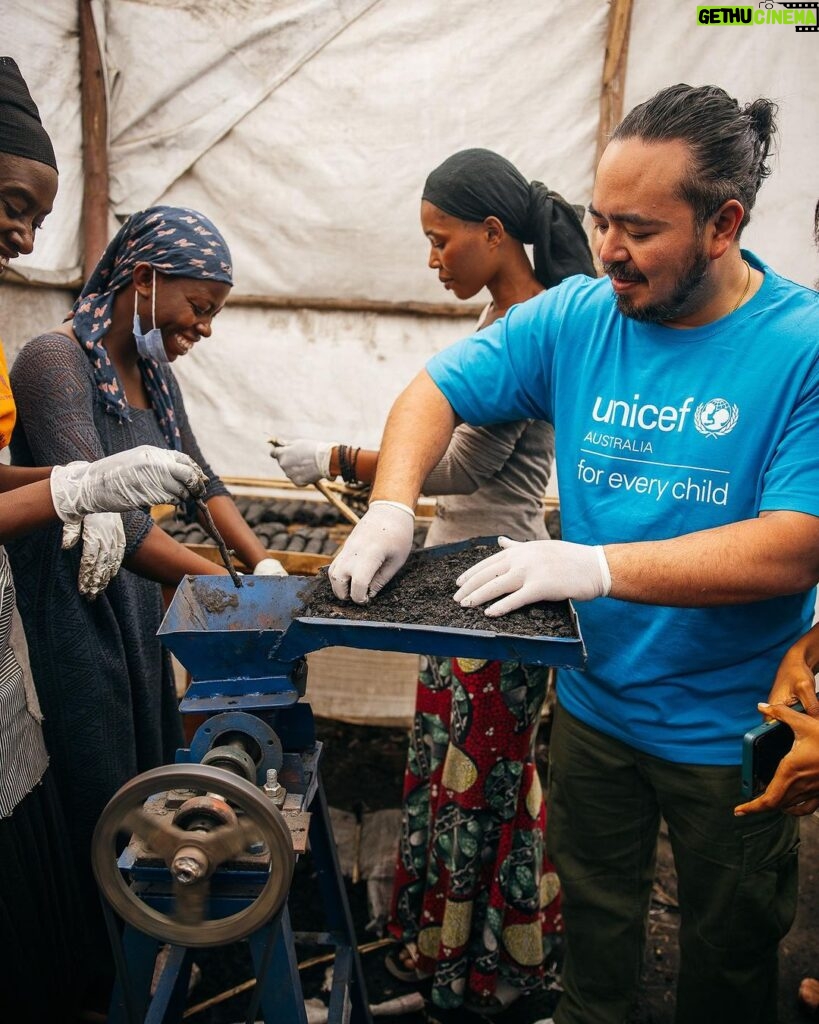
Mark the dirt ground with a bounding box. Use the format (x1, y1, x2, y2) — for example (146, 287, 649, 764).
(180, 717, 819, 1024)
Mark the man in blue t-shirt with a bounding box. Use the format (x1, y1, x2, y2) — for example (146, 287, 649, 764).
(330, 85, 819, 1024)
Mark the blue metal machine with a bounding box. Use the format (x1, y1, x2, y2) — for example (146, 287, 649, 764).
(92, 540, 585, 1024)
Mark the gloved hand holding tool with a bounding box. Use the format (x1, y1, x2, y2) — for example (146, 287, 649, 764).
(50, 445, 207, 524)
(269, 437, 336, 487)
(328, 500, 415, 603)
(453, 536, 611, 617)
(269, 436, 362, 526)
(50, 446, 208, 598)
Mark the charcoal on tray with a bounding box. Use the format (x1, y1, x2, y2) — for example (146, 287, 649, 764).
(244, 501, 268, 526)
(295, 504, 315, 527)
(276, 500, 305, 524)
(303, 543, 576, 638)
(321, 538, 340, 555)
(185, 527, 207, 544)
(317, 506, 343, 526)
(286, 534, 307, 553)
(160, 519, 185, 540)
(261, 520, 286, 534)
(258, 508, 286, 526)
(269, 531, 290, 550)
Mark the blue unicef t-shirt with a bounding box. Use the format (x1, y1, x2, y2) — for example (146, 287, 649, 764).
(427, 252, 819, 764)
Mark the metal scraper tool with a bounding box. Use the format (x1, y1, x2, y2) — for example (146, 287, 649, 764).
(195, 497, 243, 588)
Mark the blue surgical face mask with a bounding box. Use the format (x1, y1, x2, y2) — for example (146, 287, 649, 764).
(133, 269, 169, 364)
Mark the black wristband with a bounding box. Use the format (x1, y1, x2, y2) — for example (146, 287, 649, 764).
(339, 444, 355, 483)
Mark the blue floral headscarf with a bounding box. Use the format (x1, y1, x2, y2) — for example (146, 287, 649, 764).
(71, 206, 233, 450)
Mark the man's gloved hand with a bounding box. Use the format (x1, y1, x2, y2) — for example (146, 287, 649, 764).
(328, 500, 415, 604)
(453, 536, 612, 617)
(61, 512, 126, 599)
(269, 438, 335, 486)
(254, 557, 288, 577)
(50, 446, 207, 525)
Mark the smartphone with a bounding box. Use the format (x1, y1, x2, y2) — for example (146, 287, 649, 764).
(740, 701, 808, 799)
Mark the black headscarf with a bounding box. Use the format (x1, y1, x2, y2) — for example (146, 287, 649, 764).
(0, 56, 57, 171)
(422, 148, 593, 289)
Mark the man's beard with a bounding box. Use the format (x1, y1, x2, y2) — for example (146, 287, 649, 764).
(604, 246, 710, 324)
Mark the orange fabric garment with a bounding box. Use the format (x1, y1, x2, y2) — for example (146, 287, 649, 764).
(0, 340, 17, 450)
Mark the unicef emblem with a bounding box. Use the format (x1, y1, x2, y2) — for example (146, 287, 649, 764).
(694, 398, 739, 438)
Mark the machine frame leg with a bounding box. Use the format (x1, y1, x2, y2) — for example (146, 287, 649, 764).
(308, 774, 373, 1024)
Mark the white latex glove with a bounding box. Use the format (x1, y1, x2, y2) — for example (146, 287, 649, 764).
(452, 536, 612, 617)
(254, 557, 288, 577)
(50, 446, 207, 525)
(328, 500, 415, 604)
(61, 512, 126, 599)
(269, 438, 335, 486)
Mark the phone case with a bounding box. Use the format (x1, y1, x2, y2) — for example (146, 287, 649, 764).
(740, 701, 806, 799)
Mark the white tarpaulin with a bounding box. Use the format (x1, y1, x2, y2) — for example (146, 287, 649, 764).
(2, 1, 818, 722)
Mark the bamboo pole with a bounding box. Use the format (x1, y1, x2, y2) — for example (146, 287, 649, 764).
(78, 0, 110, 278)
(181, 937, 394, 1018)
(595, 0, 635, 167)
(313, 479, 361, 525)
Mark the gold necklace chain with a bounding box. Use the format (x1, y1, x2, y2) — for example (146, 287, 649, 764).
(730, 259, 752, 315)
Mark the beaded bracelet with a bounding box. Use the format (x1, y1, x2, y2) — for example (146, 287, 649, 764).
(338, 444, 362, 484)
(339, 444, 353, 483)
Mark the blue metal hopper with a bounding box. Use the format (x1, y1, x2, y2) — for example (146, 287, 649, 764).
(158, 539, 585, 708)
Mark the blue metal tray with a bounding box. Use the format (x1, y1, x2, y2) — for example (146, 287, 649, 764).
(159, 539, 586, 688)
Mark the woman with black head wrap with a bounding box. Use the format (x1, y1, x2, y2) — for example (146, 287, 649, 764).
(0, 57, 210, 1022)
(272, 149, 594, 1017)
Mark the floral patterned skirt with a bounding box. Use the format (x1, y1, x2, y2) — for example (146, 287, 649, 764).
(388, 655, 562, 1010)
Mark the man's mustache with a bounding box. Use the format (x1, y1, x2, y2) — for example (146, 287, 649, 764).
(603, 261, 647, 283)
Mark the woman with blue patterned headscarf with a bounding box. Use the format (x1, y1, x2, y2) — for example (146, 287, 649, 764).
(72, 205, 234, 448)
(7, 204, 283, 998)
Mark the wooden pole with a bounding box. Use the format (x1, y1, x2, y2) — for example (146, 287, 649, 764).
(313, 479, 361, 526)
(596, 0, 635, 167)
(226, 292, 483, 318)
(78, 0, 109, 278)
(0, 275, 482, 317)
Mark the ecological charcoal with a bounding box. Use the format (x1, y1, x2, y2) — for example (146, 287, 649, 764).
(158, 494, 430, 560)
(304, 543, 576, 638)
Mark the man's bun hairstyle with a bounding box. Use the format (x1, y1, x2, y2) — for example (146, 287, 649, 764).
(611, 83, 778, 234)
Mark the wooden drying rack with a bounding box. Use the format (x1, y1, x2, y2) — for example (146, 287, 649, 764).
(154, 476, 559, 576)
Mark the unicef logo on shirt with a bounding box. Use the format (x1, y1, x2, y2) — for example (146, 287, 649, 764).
(694, 398, 739, 438)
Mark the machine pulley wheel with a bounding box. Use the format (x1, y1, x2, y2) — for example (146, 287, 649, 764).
(92, 763, 295, 948)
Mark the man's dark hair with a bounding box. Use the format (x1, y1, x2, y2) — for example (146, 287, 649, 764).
(611, 83, 777, 233)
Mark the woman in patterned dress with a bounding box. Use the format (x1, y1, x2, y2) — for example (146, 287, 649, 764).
(271, 149, 595, 1016)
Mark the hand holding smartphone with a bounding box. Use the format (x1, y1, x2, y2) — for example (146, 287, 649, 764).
(740, 703, 806, 800)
